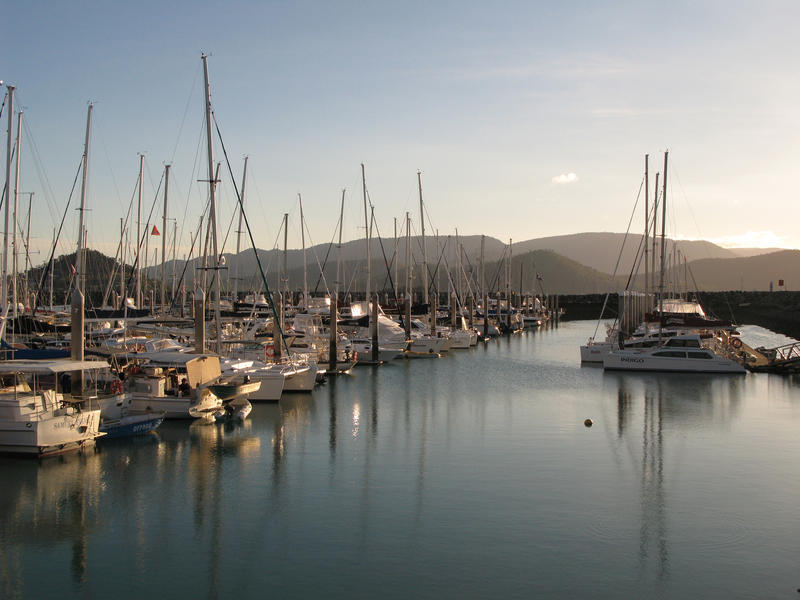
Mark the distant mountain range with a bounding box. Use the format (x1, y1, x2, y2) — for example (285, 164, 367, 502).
(511, 232, 749, 275)
(646, 250, 800, 292)
(100, 231, 798, 297)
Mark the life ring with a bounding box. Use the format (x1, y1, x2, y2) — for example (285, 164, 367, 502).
(265, 343, 275, 360)
(731, 338, 743, 349)
(110, 379, 123, 394)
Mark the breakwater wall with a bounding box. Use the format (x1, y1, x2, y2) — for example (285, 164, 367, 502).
(559, 291, 800, 340)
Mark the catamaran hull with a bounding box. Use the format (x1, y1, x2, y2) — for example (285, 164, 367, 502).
(580, 342, 614, 363)
(603, 353, 745, 373)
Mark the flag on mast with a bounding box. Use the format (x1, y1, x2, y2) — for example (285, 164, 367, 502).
(151, 225, 160, 236)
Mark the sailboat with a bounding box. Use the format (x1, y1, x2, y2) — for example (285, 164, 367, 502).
(601, 152, 745, 373)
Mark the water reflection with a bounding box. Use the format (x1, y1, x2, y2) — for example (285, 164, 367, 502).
(1, 322, 797, 599)
(638, 389, 668, 586)
(605, 371, 746, 588)
(0, 451, 104, 595)
(0, 413, 269, 599)
(328, 378, 338, 458)
(605, 372, 744, 430)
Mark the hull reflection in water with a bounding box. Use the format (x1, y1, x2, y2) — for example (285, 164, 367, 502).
(0, 321, 797, 599)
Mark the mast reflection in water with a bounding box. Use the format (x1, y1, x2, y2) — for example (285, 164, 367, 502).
(0, 321, 797, 599)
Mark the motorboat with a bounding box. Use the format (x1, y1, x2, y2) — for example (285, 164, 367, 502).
(93, 371, 164, 439)
(99, 412, 164, 439)
(0, 359, 106, 456)
(123, 353, 227, 418)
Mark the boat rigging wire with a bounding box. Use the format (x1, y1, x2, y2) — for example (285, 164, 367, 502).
(591, 175, 645, 341)
(31, 157, 84, 317)
(212, 111, 291, 356)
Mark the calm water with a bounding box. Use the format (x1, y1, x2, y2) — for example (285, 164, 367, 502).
(1, 321, 798, 599)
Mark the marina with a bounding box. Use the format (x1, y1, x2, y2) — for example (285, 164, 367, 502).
(0, 320, 797, 599)
(5, 3, 800, 597)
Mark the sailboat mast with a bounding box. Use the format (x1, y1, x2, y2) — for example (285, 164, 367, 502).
(507, 239, 512, 327)
(161, 163, 170, 310)
(658, 152, 668, 338)
(172, 220, 177, 302)
(336, 189, 344, 299)
(119, 218, 124, 308)
(480, 234, 485, 298)
(136, 153, 143, 308)
(234, 156, 247, 300)
(418, 171, 428, 307)
(405, 212, 412, 297)
(361, 163, 370, 302)
(70, 103, 92, 388)
(76, 103, 92, 297)
(299, 193, 308, 308)
(50, 228, 55, 311)
(651, 172, 659, 293)
(393, 217, 398, 304)
(3, 85, 14, 314)
(201, 53, 222, 354)
(644, 154, 649, 305)
(23, 192, 32, 310)
(282, 213, 288, 296)
(12, 110, 22, 318)
(480, 234, 487, 337)
(456, 229, 461, 302)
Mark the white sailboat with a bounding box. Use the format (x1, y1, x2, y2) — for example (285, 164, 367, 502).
(601, 152, 745, 374)
(219, 357, 286, 401)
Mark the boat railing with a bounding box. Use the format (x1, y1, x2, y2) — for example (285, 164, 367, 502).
(764, 341, 800, 363)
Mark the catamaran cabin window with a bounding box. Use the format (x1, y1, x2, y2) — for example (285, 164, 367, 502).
(653, 351, 686, 358)
(687, 351, 713, 359)
(666, 339, 701, 348)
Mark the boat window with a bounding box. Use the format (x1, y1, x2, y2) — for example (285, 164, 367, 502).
(665, 338, 701, 348)
(687, 351, 713, 359)
(653, 351, 686, 358)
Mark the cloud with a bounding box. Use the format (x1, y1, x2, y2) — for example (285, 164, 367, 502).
(552, 172, 579, 185)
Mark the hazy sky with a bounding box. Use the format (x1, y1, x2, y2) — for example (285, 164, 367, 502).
(4, 1, 799, 264)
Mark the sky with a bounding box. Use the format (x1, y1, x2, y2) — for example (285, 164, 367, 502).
(3, 0, 800, 266)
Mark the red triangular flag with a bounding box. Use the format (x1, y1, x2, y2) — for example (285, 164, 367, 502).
(151, 225, 160, 236)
